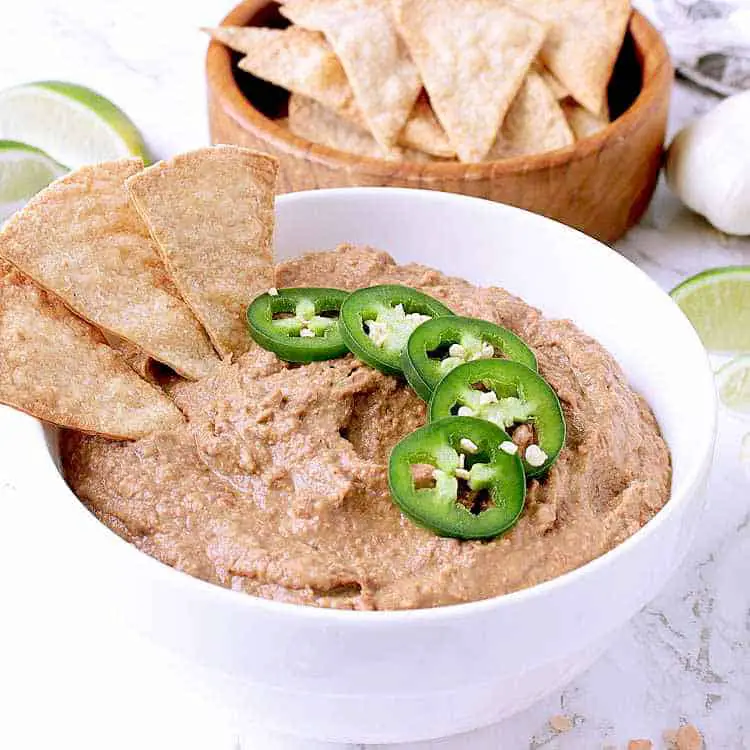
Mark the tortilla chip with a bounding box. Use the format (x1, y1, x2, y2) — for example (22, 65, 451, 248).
(126, 147, 278, 360)
(0, 268, 184, 439)
(518, 0, 631, 115)
(288, 94, 447, 163)
(488, 71, 574, 159)
(402, 149, 454, 164)
(289, 94, 402, 159)
(392, 0, 547, 163)
(0, 161, 219, 380)
(400, 94, 455, 158)
(102, 332, 160, 383)
(280, 0, 422, 149)
(206, 26, 360, 121)
(561, 98, 610, 139)
(206, 26, 451, 157)
(536, 63, 569, 100)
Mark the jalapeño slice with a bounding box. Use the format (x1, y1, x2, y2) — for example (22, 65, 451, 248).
(246, 287, 349, 363)
(339, 285, 453, 375)
(402, 316, 537, 401)
(429, 359, 565, 477)
(388, 416, 526, 540)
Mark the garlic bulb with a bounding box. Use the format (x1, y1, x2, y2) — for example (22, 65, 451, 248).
(665, 90, 750, 236)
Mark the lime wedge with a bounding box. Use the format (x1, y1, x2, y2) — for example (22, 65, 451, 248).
(670, 267, 750, 354)
(716, 355, 750, 414)
(0, 140, 67, 221)
(0, 81, 149, 169)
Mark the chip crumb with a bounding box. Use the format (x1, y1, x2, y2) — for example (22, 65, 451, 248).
(549, 714, 573, 733)
(268, 287, 279, 296)
(627, 740, 652, 750)
(674, 725, 703, 750)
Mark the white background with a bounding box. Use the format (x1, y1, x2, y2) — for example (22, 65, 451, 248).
(0, 1, 749, 748)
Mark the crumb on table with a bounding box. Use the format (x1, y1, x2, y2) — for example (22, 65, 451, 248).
(549, 714, 573, 733)
(665, 725, 704, 750)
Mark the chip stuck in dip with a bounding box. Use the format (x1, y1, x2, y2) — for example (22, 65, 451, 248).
(0, 146, 671, 611)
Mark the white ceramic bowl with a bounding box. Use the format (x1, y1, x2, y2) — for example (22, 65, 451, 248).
(0, 188, 716, 744)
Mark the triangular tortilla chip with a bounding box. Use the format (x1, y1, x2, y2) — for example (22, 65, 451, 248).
(288, 94, 443, 163)
(280, 0, 422, 149)
(126, 147, 278, 360)
(535, 63, 569, 100)
(207, 26, 452, 158)
(392, 0, 547, 163)
(206, 26, 360, 121)
(0, 266, 184, 439)
(400, 94, 455, 158)
(0, 161, 219, 380)
(517, 0, 631, 115)
(289, 94, 399, 159)
(561, 98, 610, 140)
(102, 332, 160, 384)
(488, 71, 574, 159)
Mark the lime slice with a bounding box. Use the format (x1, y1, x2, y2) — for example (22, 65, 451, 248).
(0, 140, 67, 221)
(670, 267, 750, 354)
(716, 355, 750, 415)
(0, 81, 149, 169)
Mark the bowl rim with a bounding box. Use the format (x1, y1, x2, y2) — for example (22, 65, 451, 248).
(205, 2, 673, 179)
(21, 186, 718, 626)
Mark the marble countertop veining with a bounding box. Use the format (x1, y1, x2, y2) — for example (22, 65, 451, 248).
(0, 2, 749, 749)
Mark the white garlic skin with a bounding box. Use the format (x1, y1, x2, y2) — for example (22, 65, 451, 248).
(665, 89, 750, 236)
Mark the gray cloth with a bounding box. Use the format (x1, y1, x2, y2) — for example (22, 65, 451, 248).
(638, 0, 750, 95)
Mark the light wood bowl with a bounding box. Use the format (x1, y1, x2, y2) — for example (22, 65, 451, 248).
(207, 2, 673, 244)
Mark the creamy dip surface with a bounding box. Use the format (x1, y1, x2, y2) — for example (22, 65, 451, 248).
(61, 246, 671, 610)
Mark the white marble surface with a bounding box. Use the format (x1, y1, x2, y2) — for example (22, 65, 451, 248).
(0, 2, 749, 749)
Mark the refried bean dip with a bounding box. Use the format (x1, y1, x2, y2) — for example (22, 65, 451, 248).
(62, 245, 671, 610)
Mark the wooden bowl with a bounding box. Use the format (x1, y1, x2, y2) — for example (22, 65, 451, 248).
(206, 2, 673, 244)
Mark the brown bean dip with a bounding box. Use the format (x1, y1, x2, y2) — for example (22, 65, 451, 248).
(62, 246, 671, 610)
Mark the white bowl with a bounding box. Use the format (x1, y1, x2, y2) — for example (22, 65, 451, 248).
(0, 188, 716, 744)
